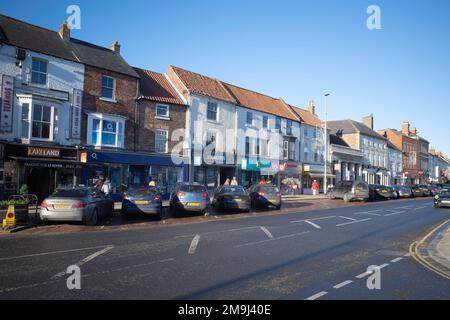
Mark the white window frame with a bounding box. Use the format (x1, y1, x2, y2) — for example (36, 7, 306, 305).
(87, 113, 125, 148)
(100, 75, 116, 101)
(155, 104, 170, 119)
(30, 58, 48, 86)
(155, 129, 169, 153)
(206, 101, 218, 122)
(21, 102, 57, 142)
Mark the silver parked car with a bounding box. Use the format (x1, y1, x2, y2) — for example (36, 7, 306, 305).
(40, 187, 114, 225)
(169, 182, 209, 215)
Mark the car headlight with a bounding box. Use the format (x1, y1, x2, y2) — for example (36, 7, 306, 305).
(435, 195, 439, 200)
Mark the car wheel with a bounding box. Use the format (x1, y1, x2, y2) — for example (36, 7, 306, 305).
(87, 209, 98, 226)
(434, 203, 440, 208)
(343, 193, 351, 203)
(275, 205, 281, 210)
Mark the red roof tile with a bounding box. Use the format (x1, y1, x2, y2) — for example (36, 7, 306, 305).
(221, 82, 300, 121)
(291, 106, 324, 127)
(168, 66, 236, 104)
(135, 68, 185, 105)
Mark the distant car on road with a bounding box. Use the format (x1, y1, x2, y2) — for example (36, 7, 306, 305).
(212, 185, 251, 212)
(418, 184, 432, 197)
(392, 185, 413, 198)
(434, 187, 450, 208)
(368, 184, 395, 200)
(409, 185, 424, 197)
(169, 182, 209, 215)
(122, 186, 162, 219)
(328, 180, 370, 202)
(40, 187, 113, 225)
(247, 184, 282, 210)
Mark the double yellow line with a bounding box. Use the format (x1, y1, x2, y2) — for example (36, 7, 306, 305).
(409, 219, 450, 280)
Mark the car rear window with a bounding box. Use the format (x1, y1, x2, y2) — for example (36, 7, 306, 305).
(257, 185, 280, 192)
(127, 187, 158, 196)
(179, 185, 207, 192)
(220, 186, 246, 195)
(52, 189, 88, 198)
(355, 183, 368, 190)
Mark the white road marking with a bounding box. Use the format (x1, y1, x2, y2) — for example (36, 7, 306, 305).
(404, 253, 411, 257)
(52, 245, 114, 279)
(188, 235, 201, 254)
(338, 216, 357, 221)
(390, 257, 403, 263)
(378, 263, 389, 269)
(354, 210, 382, 216)
(290, 215, 336, 224)
(384, 210, 406, 216)
(333, 280, 353, 289)
(305, 291, 328, 300)
(336, 218, 371, 227)
(0, 245, 114, 262)
(234, 231, 310, 248)
(259, 226, 274, 239)
(356, 271, 371, 279)
(413, 206, 427, 210)
(175, 226, 259, 238)
(303, 220, 321, 229)
(0, 258, 175, 294)
(395, 206, 416, 210)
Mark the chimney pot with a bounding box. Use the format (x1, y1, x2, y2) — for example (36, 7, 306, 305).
(59, 21, 70, 39)
(402, 121, 410, 136)
(110, 41, 121, 54)
(307, 100, 315, 115)
(362, 114, 374, 130)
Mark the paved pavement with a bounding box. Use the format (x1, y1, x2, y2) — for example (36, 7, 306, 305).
(0, 197, 449, 299)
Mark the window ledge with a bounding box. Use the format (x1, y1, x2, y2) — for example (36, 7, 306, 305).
(206, 119, 222, 125)
(99, 97, 117, 103)
(155, 116, 171, 121)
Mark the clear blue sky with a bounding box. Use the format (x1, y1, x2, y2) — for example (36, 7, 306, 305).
(1, 0, 449, 154)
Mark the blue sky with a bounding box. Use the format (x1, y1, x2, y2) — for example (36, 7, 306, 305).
(1, 0, 449, 154)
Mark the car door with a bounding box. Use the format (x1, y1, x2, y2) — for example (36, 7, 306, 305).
(334, 182, 344, 198)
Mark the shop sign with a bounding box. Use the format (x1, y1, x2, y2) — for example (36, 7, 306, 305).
(23, 162, 76, 169)
(80, 151, 87, 163)
(27, 147, 61, 158)
(71, 89, 83, 138)
(0, 75, 14, 133)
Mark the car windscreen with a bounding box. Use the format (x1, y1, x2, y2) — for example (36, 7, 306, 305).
(179, 185, 207, 193)
(219, 186, 246, 195)
(440, 188, 450, 195)
(256, 185, 280, 193)
(51, 189, 88, 198)
(127, 187, 158, 197)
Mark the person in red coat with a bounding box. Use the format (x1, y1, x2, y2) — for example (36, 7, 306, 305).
(312, 179, 319, 196)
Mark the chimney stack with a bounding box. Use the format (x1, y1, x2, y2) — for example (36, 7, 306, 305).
(410, 127, 417, 135)
(362, 114, 374, 130)
(402, 121, 410, 136)
(307, 100, 315, 115)
(59, 21, 70, 39)
(110, 41, 121, 54)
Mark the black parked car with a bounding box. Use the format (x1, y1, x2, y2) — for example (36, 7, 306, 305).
(122, 186, 162, 219)
(368, 184, 395, 200)
(248, 184, 282, 210)
(434, 187, 450, 208)
(212, 185, 251, 212)
(328, 180, 370, 202)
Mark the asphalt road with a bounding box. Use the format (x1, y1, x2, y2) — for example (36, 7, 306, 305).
(0, 197, 449, 300)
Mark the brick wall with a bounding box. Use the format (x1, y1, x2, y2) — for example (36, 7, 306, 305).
(81, 65, 138, 150)
(136, 100, 187, 155)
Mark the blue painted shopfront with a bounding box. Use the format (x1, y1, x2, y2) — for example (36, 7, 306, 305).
(81, 151, 189, 200)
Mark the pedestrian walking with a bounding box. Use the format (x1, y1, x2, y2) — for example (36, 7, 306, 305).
(223, 178, 230, 186)
(148, 179, 156, 187)
(94, 175, 105, 192)
(230, 177, 238, 186)
(101, 177, 111, 195)
(312, 179, 319, 196)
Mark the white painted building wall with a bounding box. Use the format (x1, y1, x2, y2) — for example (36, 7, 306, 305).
(0, 44, 84, 146)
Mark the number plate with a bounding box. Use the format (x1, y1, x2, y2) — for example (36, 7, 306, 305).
(187, 202, 200, 207)
(53, 204, 71, 209)
(234, 199, 242, 202)
(135, 200, 149, 205)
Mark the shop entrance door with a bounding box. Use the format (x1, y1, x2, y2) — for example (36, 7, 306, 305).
(26, 167, 53, 201)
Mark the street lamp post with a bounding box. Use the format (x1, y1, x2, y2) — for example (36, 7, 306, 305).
(324, 93, 330, 194)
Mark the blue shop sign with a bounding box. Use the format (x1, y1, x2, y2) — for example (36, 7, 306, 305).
(87, 151, 185, 166)
(240, 158, 271, 171)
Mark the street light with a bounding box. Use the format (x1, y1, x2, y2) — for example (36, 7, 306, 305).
(324, 93, 330, 194)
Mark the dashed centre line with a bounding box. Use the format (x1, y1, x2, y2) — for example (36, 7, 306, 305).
(333, 280, 353, 289)
(305, 291, 328, 300)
